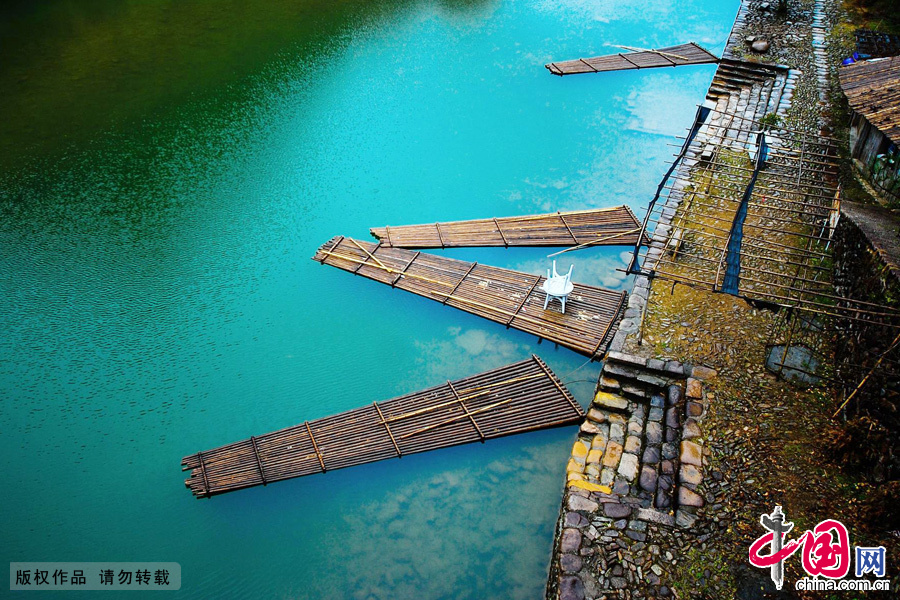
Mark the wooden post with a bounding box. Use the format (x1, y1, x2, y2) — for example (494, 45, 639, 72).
(444, 263, 478, 305)
(306, 422, 326, 473)
(506, 275, 543, 326)
(198, 452, 211, 497)
(373, 402, 403, 457)
(250, 436, 267, 485)
(446, 380, 486, 442)
(392, 251, 420, 287)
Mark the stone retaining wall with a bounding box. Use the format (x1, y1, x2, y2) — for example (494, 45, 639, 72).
(546, 356, 716, 599)
(546, 0, 841, 597)
(832, 202, 900, 416)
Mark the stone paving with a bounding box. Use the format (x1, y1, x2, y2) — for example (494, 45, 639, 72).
(546, 1, 848, 598)
(549, 355, 716, 599)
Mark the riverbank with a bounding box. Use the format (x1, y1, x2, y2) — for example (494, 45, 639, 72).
(546, 1, 899, 598)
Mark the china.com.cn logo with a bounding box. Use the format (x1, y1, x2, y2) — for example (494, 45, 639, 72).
(748, 505, 891, 592)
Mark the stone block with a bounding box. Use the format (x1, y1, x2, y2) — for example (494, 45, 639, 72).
(587, 408, 608, 423)
(569, 480, 611, 494)
(560, 554, 583, 574)
(561, 528, 582, 552)
(635, 507, 676, 527)
(609, 423, 625, 444)
(606, 351, 646, 367)
(567, 494, 599, 512)
(678, 486, 704, 508)
(580, 420, 600, 435)
(646, 422, 663, 445)
(647, 358, 666, 371)
(662, 442, 677, 460)
(680, 463, 703, 487)
(664, 360, 685, 375)
(682, 419, 701, 440)
(627, 420, 643, 436)
(599, 375, 621, 391)
(594, 391, 629, 411)
(612, 477, 631, 495)
(686, 378, 703, 399)
(602, 442, 623, 468)
(680, 440, 703, 467)
(691, 365, 717, 380)
(603, 502, 633, 519)
(559, 575, 585, 600)
(618, 453, 639, 482)
(642, 446, 660, 465)
(639, 465, 658, 492)
(676, 510, 698, 528)
(626, 529, 647, 542)
(565, 511, 588, 528)
(667, 385, 683, 406)
(624, 435, 642, 454)
(637, 372, 669, 388)
(571, 439, 589, 462)
(600, 468, 615, 486)
(665, 407, 680, 429)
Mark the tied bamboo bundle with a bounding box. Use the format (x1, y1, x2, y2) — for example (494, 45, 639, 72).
(370, 206, 646, 249)
(313, 237, 628, 358)
(182, 356, 584, 498)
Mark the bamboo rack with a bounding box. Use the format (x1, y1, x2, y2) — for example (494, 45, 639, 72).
(313, 237, 628, 358)
(624, 100, 900, 325)
(182, 356, 584, 498)
(369, 206, 646, 249)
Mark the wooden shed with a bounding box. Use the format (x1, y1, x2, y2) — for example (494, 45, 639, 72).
(839, 55, 900, 203)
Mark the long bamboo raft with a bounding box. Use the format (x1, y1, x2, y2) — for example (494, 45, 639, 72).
(313, 237, 628, 357)
(546, 43, 718, 76)
(182, 356, 584, 498)
(369, 206, 646, 249)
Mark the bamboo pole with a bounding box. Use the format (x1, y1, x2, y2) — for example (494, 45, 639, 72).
(613, 44, 690, 61)
(399, 398, 514, 440)
(547, 228, 643, 257)
(832, 331, 900, 418)
(373, 402, 403, 457)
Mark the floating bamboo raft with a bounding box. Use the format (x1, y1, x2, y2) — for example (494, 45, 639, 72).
(369, 206, 645, 249)
(546, 43, 718, 76)
(313, 237, 627, 357)
(182, 356, 583, 498)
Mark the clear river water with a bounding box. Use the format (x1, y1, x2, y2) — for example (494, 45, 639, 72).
(0, 0, 736, 597)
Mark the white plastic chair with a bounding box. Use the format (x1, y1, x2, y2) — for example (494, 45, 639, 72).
(540, 261, 574, 313)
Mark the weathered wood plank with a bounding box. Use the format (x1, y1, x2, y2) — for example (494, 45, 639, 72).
(546, 43, 718, 76)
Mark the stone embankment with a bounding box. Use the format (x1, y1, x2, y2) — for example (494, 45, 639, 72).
(546, 0, 850, 598)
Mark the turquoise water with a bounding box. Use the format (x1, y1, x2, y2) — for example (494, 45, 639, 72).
(0, 0, 737, 597)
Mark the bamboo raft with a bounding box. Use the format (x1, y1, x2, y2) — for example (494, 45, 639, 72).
(546, 43, 718, 76)
(313, 237, 628, 358)
(182, 356, 584, 498)
(369, 206, 645, 249)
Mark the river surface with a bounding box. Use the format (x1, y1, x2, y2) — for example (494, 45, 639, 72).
(0, 0, 736, 597)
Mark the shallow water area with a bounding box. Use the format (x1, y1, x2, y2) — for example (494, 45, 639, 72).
(0, 0, 737, 597)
